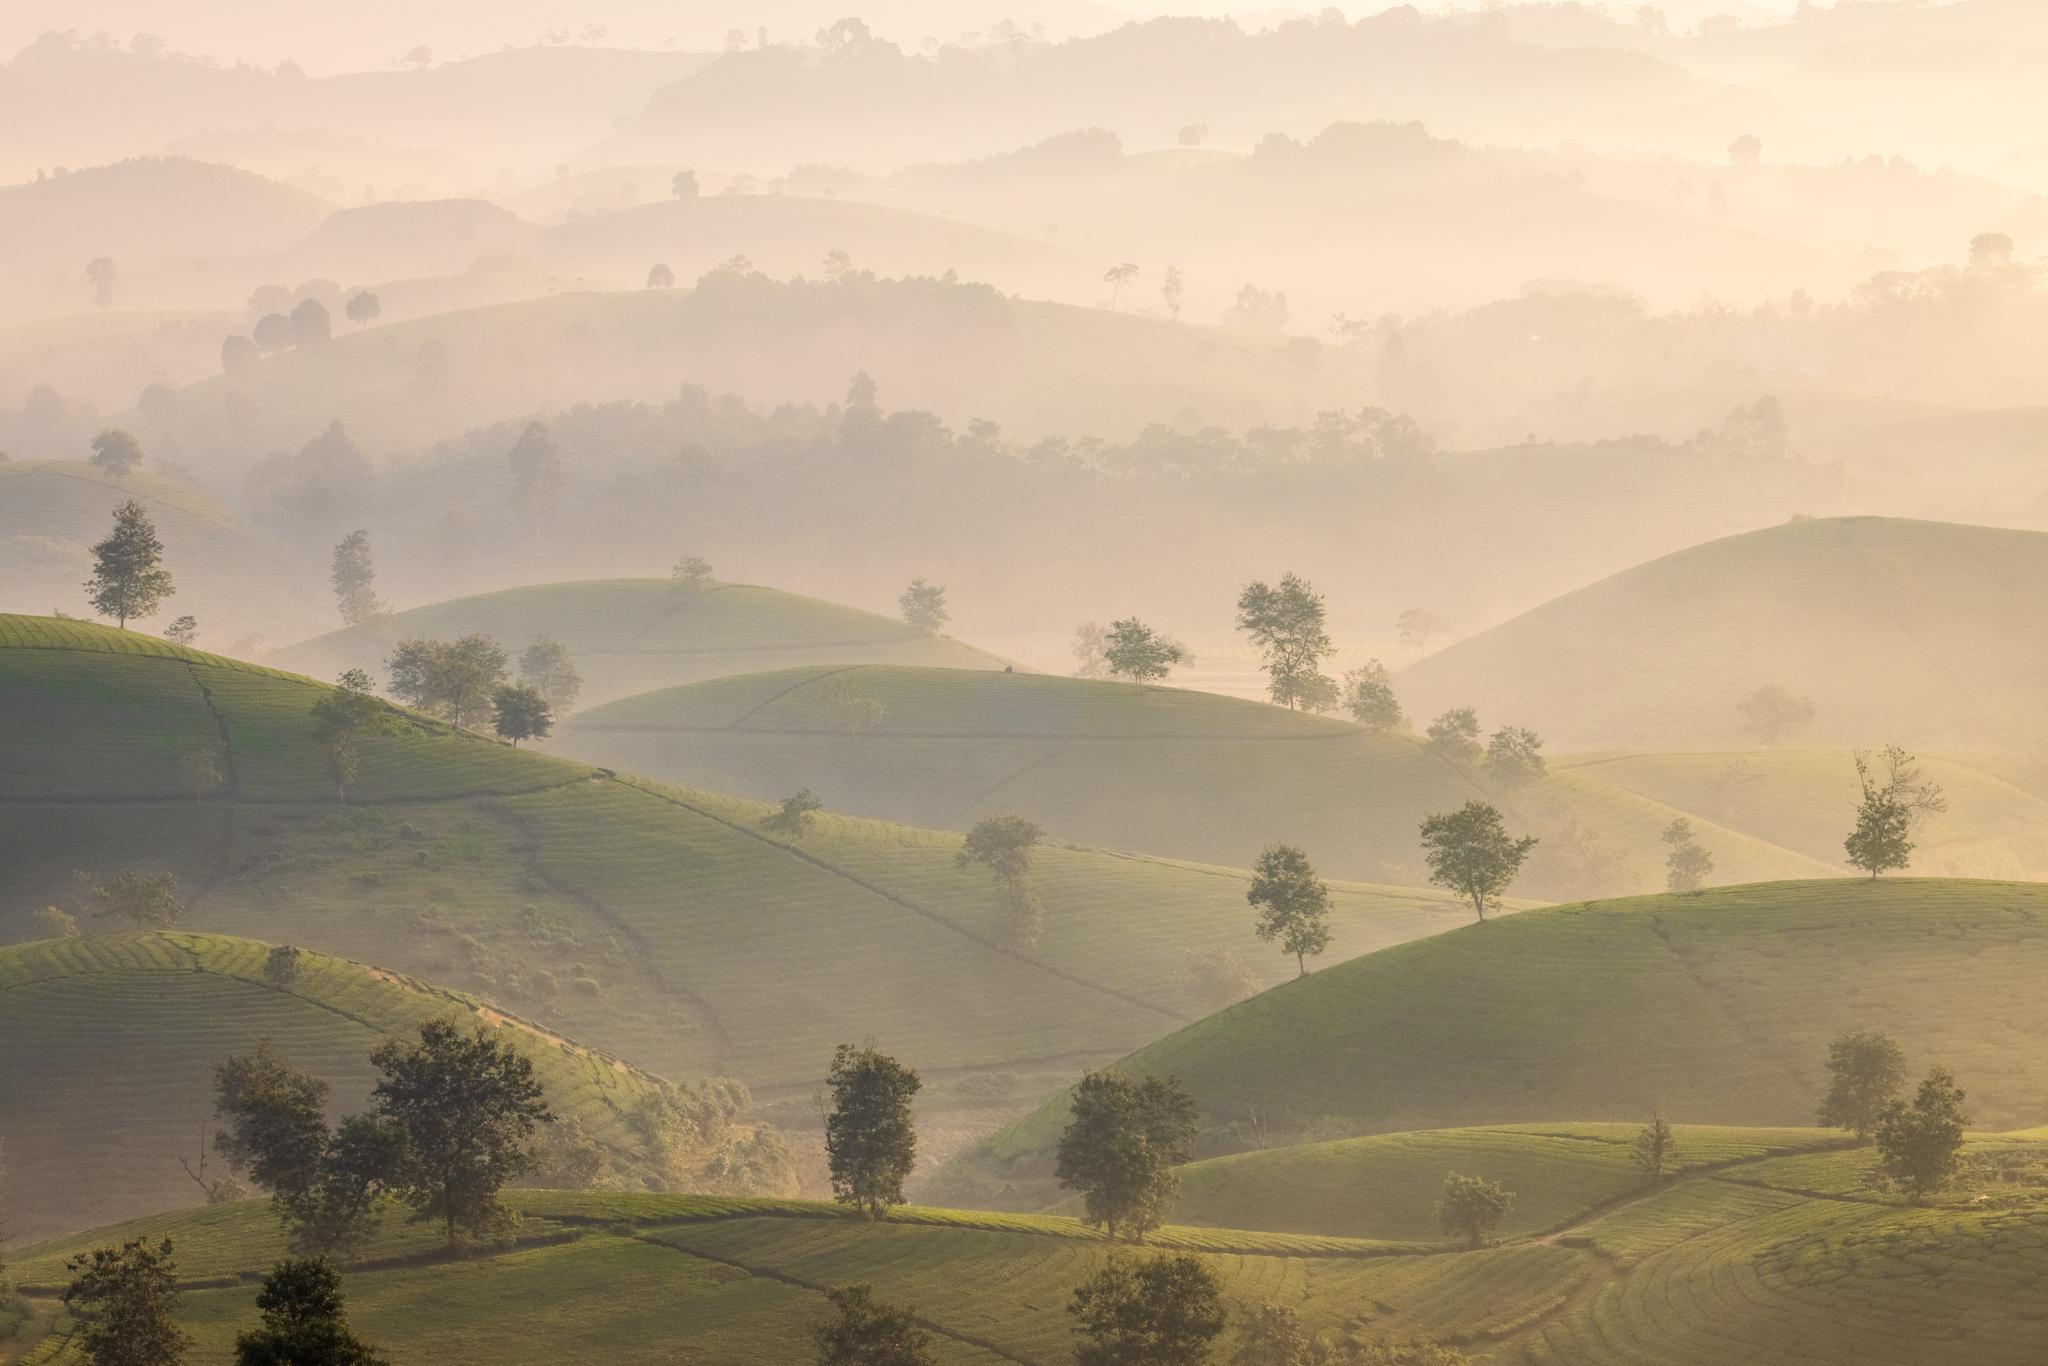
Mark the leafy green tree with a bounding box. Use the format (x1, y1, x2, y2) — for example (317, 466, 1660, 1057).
(1629, 1113, 1679, 1178)
(371, 1017, 552, 1245)
(1418, 801, 1537, 922)
(33, 905, 80, 937)
(813, 1282, 937, 1366)
(1735, 685, 1813, 744)
(63, 1236, 191, 1366)
(1661, 818, 1713, 893)
(264, 945, 303, 988)
(162, 615, 199, 646)
(1876, 1066, 1971, 1203)
(506, 420, 564, 510)
(899, 578, 949, 635)
(290, 298, 331, 349)
(490, 684, 553, 747)
(957, 813, 1047, 949)
(1054, 1071, 1198, 1244)
(517, 635, 581, 713)
(329, 531, 388, 627)
(1483, 726, 1545, 786)
(1394, 609, 1450, 658)
(671, 555, 716, 598)
(89, 428, 144, 478)
(1423, 708, 1481, 765)
(824, 1044, 921, 1219)
(1341, 661, 1404, 730)
(1845, 754, 1913, 878)
(1818, 1031, 1908, 1141)
(344, 292, 380, 326)
(824, 673, 889, 731)
(1236, 573, 1336, 710)
(310, 670, 389, 802)
(701, 1125, 801, 1196)
(386, 634, 508, 729)
(1434, 1173, 1513, 1249)
(77, 869, 183, 928)
(86, 499, 175, 627)
(1232, 1302, 1308, 1366)
(1069, 1251, 1225, 1366)
(1247, 843, 1332, 976)
(764, 788, 825, 837)
(233, 1257, 385, 1366)
(1104, 618, 1191, 684)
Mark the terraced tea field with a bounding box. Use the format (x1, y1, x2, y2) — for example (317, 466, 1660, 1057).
(267, 579, 1016, 711)
(11, 1126, 2044, 1366)
(0, 932, 661, 1243)
(553, 664, 1840, 889)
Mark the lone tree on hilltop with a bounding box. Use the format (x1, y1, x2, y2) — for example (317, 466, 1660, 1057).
(1629, 1113, 1680, 1179)
(671, 555, 715, 599)
(64, 1236, 192, 1366)
(1483, 726, 1546, 787)
(1861, 744, 1948, 832)
(957, 812, 1047, 949)
(1103, 262, 1139, 306)
(813, 1282, 937, 1366)
(162, 615, 199, 646)
(233, 1256, 386, 1366)
(824, 1043, 921, 1220)
(1735, 685, 1814, 745)
(1419, 801, 1537, 922)
(764, 788, 825, 837)
(329, 530, 388, 627)
(1662, 818, 1713, 893)
(89, 428, 144, 479)
(1876, 1065, 1971, 1203)
(1435, 1172, 1513, 1249)
(1423, 708, 1481, 765)
(517, 635, 581, 714)
(1247, 843, 1332, 976)
(371, 1017, 552, 1245)
(1845, 748, 1928, 878)
(1055, 1071, 1198, 1245)
(1818, 1031, 1908, 1142)
(1341, 660, 1404, 730)
(1069, 1252, 1225, 1366)
(899, 578, 949, 635)
(310, 670, 390, 802)
(491, 684, 553, 747)
(1395, 608, 1451, 658)
(290, 298, 331, 349)
(1236, 572, 1337, 711)
(87, 256, 118, 308)
(344, 291, 380, 327)
(1160, 264, 1185, 320)
(1104, 617, 1192, 684)
(86, 499, 175, 628)
(77, 869, 183, 928)
(506, 420, 564, 511)
(646, 263, 676, 289)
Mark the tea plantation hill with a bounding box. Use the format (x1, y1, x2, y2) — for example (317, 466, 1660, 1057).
(968, 879, 2048, 1198)
(266, 577, 1019, 712)
(0, 932, 662, 1245)
(10, 1125, 2044, 1366)
(1396, 516, 2048, 752)
(0, 462, 326, 644)
(0, 616, 1492, 1122)
(551, 664, 1843, 889)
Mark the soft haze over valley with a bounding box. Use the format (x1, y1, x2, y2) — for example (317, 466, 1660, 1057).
(3, 5, 2047, 1365)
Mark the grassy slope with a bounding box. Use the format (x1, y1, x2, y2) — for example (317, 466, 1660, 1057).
(265, 579, 1017, 710)
(552, 664, 1841, 888)
(11, 1128, 2044, 1366)
(0, 616, 1497, 1215)
(0, 932, 660, 1244)
(985, 878, 2048, 1169)
(1397, 515, 2048, 752)
(0, 463, 324, 643)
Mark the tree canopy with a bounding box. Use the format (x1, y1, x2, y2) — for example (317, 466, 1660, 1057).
(1845, 750, 1918, 878)
(1435, 1172, 1513, 1249)
(824, 1044, 921, 1219)
(1054, 1071, 1198, 1244)
(1661, 817, 1713, 893)
(88, 428, 144, 479)
(507, 420, 565, 510)
(813, 1282, 937, 1366)
(1246, 843, 1332, 976)
(85, 499, 175, 628)
(1819, 1031, 1908, 1141)
(1423, 707, 1481, 765)
(1482, 726, 1545, 786)
(1876, 1065, 1971, 1203)
(1236, 572, 1336, 710)
(329, 531, 388, 627)
(1418, 801, 1537, 921)
(1104, 618, 1191, 684)
(517, 635, 582, 713)
(310, 671, 391, 803)
(899, 578, 949, 635)
(63, 1236, 191, 1366)
(233, 1257, 386, 1366)
(957, 813, 1046, 949)
(1341, 660, 1403, 730)
(1629, 1113, 1680, 1178)
(386, 634, 509, 730)
(491, 684, 554, 747)
(1069, 1252, 1226, 1366)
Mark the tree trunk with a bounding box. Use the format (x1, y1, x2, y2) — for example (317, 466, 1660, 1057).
(1296, 950, 1306, 977)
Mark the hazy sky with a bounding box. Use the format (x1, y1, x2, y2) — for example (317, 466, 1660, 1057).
(4, 0, 1802, 76)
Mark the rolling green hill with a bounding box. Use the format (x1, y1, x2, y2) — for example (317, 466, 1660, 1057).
(977, 879, 2048, 1178)
(266, 579, 1017, 711)
(0, 462, 325, 646)
(550, 664, 1843, 891)
(9, 1126, 2044, 1366)
(0, 615, 1492, 1166)
(1396, 516, 2048, 752)
(0, 931, 661, 1244)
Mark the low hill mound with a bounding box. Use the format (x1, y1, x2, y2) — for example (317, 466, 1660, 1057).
(267, 579, 1015, 711)
(0, 156, 332, 266)
(0, 462, 325, 645)
(0, 615, 1487, 1152)
(0, 931, 660, 1243)
(553, 665, 1840, 889)
(1396, 516, 2048, 751)
(12, 1142, 2044, 1366)
(982, 879, 2048, 1169)
(285, 198, 532, 282)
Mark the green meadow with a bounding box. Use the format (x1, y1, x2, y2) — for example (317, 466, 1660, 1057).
(266, 578, 1016, 711)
